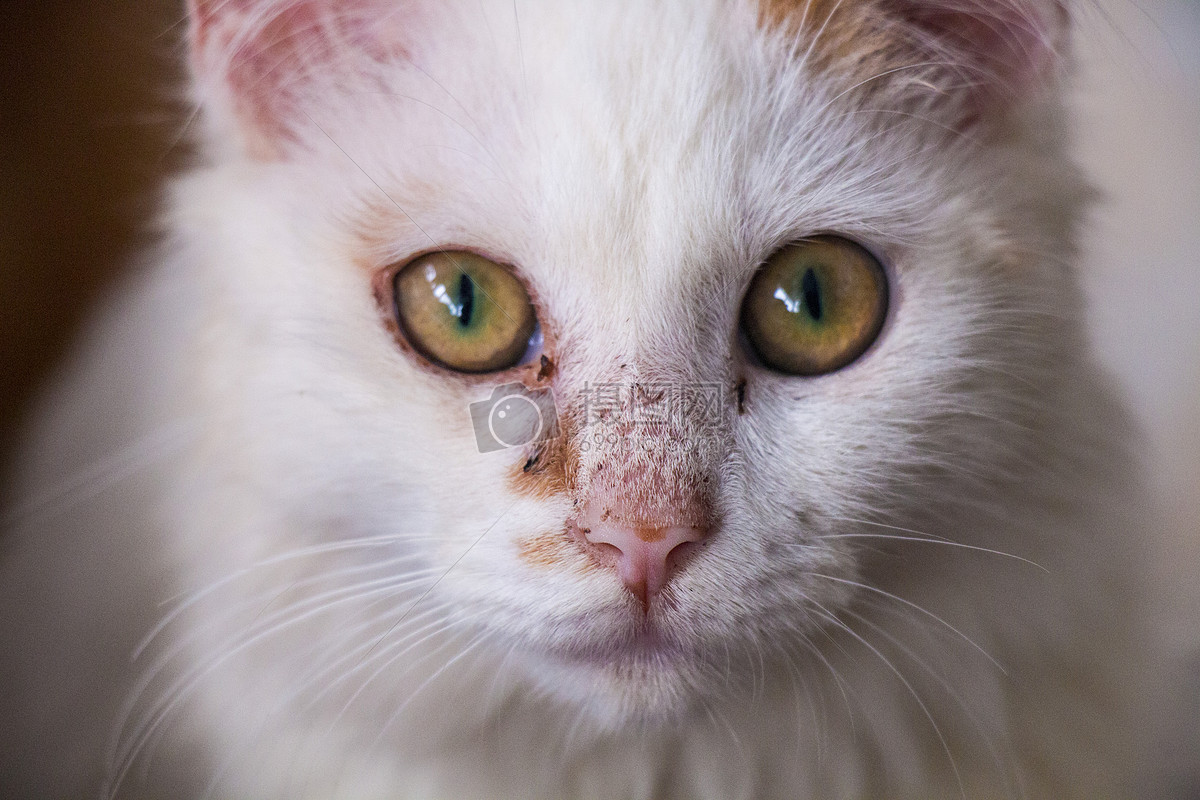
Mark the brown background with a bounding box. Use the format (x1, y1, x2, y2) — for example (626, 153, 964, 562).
(1, 0, 184, 455)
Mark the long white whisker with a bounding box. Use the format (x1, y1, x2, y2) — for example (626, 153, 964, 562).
(844, 606, 1022, 800)
(135, 540, 429, 659)
(316, 602, 478, 718)
(282, 600, 455, 709)
(806, 533, 1047, 572)
(359, 502, 516, 662)
(369, 627, 492, 750)
(128, 562, 443, 708)
(821, 515, 1049, 572)
(808, 572, 1007, 675)
(808, 599, 965, 800)
(796, 632, 857, 736)
(109, 567, 443, 795)
(2, 421, 193, 527)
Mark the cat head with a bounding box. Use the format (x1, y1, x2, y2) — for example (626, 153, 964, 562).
(178, 0, 1086, 728)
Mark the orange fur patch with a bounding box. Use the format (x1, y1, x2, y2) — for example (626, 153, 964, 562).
(759, 0, 894, 77)
(515, 532, 578, 569)
(760, 0, 861, 35)
(507, 400, 583, 570)
(506, 399, 579, 502)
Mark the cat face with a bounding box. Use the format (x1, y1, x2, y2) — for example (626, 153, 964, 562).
(179, 0, 1080, 728)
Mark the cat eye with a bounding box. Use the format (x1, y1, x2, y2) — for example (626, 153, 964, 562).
(740, 237, 888, 375)
(392, 251, 539, 373)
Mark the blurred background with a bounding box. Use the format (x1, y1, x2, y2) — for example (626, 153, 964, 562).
(1075, 0, 1200, 634)
(0, 0, 1197, 789)
(1072, 2, 1200, 789)
(1, 1, 186, 455)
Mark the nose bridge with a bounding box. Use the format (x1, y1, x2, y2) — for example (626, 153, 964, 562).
(579, 432, 712, 528)
(567, 359, 724, 523)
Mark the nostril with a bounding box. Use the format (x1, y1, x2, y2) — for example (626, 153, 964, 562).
(589, 540, 622, 562)
(573, 520, 710, 605)
(665, 538, 703, 572)
(569, 523, 619, 566)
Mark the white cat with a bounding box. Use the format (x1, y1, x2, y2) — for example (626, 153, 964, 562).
(0, 1, 1153, 798)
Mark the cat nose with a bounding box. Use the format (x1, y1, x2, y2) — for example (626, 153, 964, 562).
(579, 523, 708, 607)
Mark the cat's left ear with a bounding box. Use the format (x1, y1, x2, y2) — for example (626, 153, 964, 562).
(187, 0, 413, 159)
(764, 0, 1071, 129)
(887, 0, 1070, 118)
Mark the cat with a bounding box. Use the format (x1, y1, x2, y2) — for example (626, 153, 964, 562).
(0, 0, 1154, 798)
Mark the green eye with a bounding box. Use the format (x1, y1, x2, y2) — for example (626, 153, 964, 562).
(393, 251, 538, 373)
(740, 237, 888, 375)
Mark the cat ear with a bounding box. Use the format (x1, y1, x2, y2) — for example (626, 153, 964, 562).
(765, 0, 1069, 129)
(187, 0, 410, 159)
(886, 0, 1069, 121)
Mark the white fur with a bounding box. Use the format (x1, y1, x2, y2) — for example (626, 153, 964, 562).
(0, 1, 1150, 798)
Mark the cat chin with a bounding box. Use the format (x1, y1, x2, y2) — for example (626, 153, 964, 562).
(507, 632, 732, 731)
(531, 654, 703, 731)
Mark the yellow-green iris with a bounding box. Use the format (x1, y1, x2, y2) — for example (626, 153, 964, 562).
(741, 237, 888, 375)
(393, 251, 538, 373)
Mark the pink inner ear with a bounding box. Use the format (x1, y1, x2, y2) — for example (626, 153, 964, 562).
(189, 0, 409, 157)
(189, 0, 336, 154)
(888, 0, 1063, 104)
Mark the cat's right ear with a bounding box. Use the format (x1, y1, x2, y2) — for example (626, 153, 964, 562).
(187, 0, 413, 159)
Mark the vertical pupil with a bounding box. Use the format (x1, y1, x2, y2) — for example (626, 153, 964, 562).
(458, 272, 475, 327)
(801, 268, 822, 321)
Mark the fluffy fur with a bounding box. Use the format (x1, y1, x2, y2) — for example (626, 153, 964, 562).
(0, 1, 1149, 798)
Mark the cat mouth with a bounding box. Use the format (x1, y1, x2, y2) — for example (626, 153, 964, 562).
(531, 621, 717, 723)
(543, 621, 692, 671)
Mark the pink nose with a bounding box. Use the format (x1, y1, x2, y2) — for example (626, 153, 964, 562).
(579, 523, 708, 607)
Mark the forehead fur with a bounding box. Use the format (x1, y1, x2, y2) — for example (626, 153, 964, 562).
(278, 0, 1073, 409)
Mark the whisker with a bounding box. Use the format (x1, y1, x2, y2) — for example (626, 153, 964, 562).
(844, 606, 1022, 800)
(198, 602, 477, 800)
(806, 533, 1047, 572)
(136, 542, 429, 659)
(819, 516, 1049, 572)
(808, 572, 1007, 675)
(313, 602, 474, 717)
(369, 628, 493, 749)
(280, 598, 453, 708)
(110, 568, 443, 795)
(131, 561, 442, 694)
(795, 633, 856, 741)
(807, 599, 965, 800)
(2, 421, 193, 528)
(358, 502, 516, 663)
(781, 647, 824, 767)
